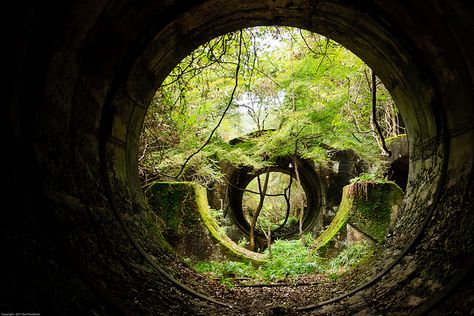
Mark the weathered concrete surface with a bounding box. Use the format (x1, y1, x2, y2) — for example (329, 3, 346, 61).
(146, 182, 264, 264)
(208, 135, 365, 242)
(385, 134, 409, 190)
(4, 0, 474, 315)
(313, 182, 404, 252)
(347, 182, 404, 243)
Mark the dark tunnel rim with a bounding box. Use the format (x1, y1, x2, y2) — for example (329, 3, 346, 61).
(92, 1, 456, 312)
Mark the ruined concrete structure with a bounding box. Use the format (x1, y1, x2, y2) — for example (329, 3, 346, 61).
(207, 148, 365, 243)
(4, 1, 474, 315)
(313, 182, 404, 254)
(145, 182, 265, 264)
(385, 134, 410, 190)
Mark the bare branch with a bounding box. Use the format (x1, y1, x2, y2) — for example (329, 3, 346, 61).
(175, 30, 244, 179)
(371, 70, 392, 157)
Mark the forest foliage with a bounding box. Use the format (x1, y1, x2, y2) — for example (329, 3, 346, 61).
(139, 26, 404, 189)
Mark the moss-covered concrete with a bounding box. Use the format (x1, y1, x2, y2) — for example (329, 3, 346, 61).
(313, 181, 404, 252)
(145, 182, 264, 264)
(347, 182, 404, 243)
(386, 133, 408, 146)
(312, 185, 352, 253)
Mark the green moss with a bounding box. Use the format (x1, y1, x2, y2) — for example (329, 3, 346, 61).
(385, 133, 407, 145)
(145, 182, 265, 264)
(312, 181, 403, 251)
(193, 184, 265, 264)
(347, 181, 404, 243)
(312, 185, 352, 252)
(145, 182, 195, 233)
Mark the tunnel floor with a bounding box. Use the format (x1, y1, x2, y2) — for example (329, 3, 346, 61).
(160, 252, 377, 315)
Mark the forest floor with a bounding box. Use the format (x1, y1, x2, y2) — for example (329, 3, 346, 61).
(168, 258, 373, 315)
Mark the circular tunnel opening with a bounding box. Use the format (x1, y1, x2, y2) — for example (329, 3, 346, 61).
(124, 3, 456, 308)
(139, 24, 409, 294)
(242, 170, 307, 237)
(13, 1, 474, 315)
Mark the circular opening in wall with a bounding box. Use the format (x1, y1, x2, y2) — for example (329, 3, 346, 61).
(225, 155, 325, 250)
(139, 25, 408, 293)
(242, 171, 308, 239)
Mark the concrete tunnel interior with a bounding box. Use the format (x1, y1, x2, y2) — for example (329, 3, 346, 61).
(4, 1, 474, 315)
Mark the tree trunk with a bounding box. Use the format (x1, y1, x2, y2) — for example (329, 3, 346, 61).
(249, 168, 271, 251)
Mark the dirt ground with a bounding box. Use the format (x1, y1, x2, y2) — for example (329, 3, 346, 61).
(166, 257, 375, 315)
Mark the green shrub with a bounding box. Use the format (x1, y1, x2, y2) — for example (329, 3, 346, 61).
(326, 242, 371, 273)
(194, 239, 372, 286)
(263, 239, 321, 281)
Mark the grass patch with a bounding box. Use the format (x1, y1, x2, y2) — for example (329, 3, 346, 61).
(262, 239, 322, 281)
(194, 237, 372, 287)
(325, 241, 372, 278)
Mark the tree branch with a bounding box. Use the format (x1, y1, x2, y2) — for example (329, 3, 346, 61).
(175, 30, 244, 179)
(371, 70, 392, 157)
(249, 167, 271, 251)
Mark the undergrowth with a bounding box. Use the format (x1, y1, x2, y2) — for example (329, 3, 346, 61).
(194, 237, 371, 287)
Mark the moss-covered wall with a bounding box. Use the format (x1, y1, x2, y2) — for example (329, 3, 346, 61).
(347, 182, 404, 243)
(145, 182, 264, 264)
(313, 185, 352, 253)
(313, 181, 404, 252)
(385, 134, 409, 159)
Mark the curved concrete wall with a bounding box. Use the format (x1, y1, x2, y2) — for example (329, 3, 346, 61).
(4, 1, 474, 314)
